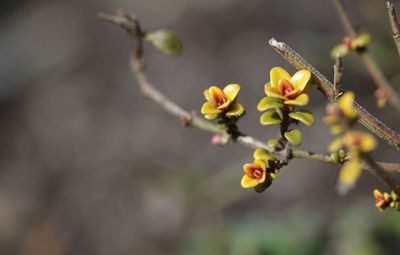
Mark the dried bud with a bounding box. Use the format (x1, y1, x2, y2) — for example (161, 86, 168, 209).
(146, 30, 183, 56)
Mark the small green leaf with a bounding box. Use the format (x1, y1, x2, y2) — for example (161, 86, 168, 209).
(275, 108, 284, 120)
(257, 97, 284, 111)
(253, 178, 272, 193)
(253, 148, 275, 161)
(260, 111, 282, 125)
(146, 30, 183, 56)
(284, 129, 302, 146)
(289, 110, 314, 126)
(267, 138, 279, 148)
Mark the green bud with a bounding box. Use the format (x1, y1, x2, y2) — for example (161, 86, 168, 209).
(146, 30, 183, 56)
(330, 152, 339, 163)
(254, 178, 272, 193)
(338, 149, 346, 160)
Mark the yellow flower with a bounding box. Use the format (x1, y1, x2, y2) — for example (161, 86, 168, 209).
(241, 159, 267, 188)
(264, 67, 311, 106)
(338, 156, 362, 194)
(201, 84, 244, 120)
(330, 33, 371, 58)
(324, 91, 358, 134)
(338, 91, 358, 119)
(373, 189, 399, 211)
(343, 131, 377, 153)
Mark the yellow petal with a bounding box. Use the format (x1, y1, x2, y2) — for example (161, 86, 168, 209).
(330, 44, 349, 59)
(338, 91, 357, 119)
(290, 70, 311, 92)
(284, 93, 309, 106)
(201, 102, 221, 114)
(209, 86, 226, 104)
(270, 67, 291, 88)
(360, 133, 377, 153)
(204, 89, 210, 100)
(241, 175, 259, 188)
(223, 84, 240, 102)
(373, 189, 383, 199)
(328, 137, 343, 153)
(352, 33, 371, 49)
(338, 157, 362, 194)
(204, 113, 219, 120)
(264, 84, 286, 100)
(254, 159, 266, 171)
(226, 103, 244, 117)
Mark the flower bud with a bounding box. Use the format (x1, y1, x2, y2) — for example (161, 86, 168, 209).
(146, 30, 183, 56)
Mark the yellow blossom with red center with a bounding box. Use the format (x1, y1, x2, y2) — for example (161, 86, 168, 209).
(264, 67, 311, 106)
(373, 189, 399, 211)
(330, 33, 371, 58)
(324, 91, 358, 134)
(201, 84, 244, 120)
(241, 159, 267, 188)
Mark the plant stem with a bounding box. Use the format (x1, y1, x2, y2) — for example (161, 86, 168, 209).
(386, 1, 400, 57)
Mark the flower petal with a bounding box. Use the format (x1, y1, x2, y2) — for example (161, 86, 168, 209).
(330, 44, 349, 59)
(201, 102, 221, 114)
(270, 67, 291, 88)
(290, 70, 311, 92)
(204, 89, 210, 100)
(241, 175, 259, 188)
(284, 93, 309, 106)
(264, 84, 287, 100)
(260, 111, 283, 125)
(209, 86, 226, 105)
(254, 159, 266, 171)
(226, 103, 244, 117)
(289, 110, 315, 126)
(338, 157, 362, 195)
(328, 137, 344, 152)
(253, 148, 275, 161)
(223, 84, 240, 102)
(338, 91, 357, 119)
(257, 97, 284, 111)
(204, 113, 219, 120)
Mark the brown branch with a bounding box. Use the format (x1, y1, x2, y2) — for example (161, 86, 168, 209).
(98, 10, 400, 177)
(332, 0, 400, 111)
(386, 0, 400, 56)
(269, 38, 400, 151)
(333, 56, 343, 98)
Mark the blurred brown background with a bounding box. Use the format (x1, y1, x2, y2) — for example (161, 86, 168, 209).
(0, 0, 399, 254)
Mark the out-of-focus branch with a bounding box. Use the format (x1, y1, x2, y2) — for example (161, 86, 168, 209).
(364, 155, 400, 196)
(332, 0, 400, 112)
(98, 10, 400, 175)
(386, 1, 400, 56)
(268, 38, 400, 151)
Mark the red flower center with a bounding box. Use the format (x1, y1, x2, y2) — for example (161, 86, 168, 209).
(252, 168, 263, 179)
(277, 79, 296, 99)
(216, 97, 227, 107)
(375, 196, 385, 203)
(343, 37, 353, 49)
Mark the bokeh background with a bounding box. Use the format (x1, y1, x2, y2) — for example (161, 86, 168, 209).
(1, 0, 400, 254)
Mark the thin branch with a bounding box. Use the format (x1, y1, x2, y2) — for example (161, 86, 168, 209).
(269, 38, 400, 151)
(386, 0, 400, 56)
(333, 56, 343, 98)
(332, 0, 400, 111)
(98, 11, 400, 176)
(363, 155, 400, 196)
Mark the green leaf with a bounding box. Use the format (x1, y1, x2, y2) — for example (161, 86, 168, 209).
(260, 111, 282, 125)
(284, 93, 309, 106)
(284, 129, 302, 146)
(257, 97, 283, 111)
(289, 110, 314, 126)
(267, 138, 280, 148)
(253, 148, 275, 161)
(146, 30, 183, 56)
